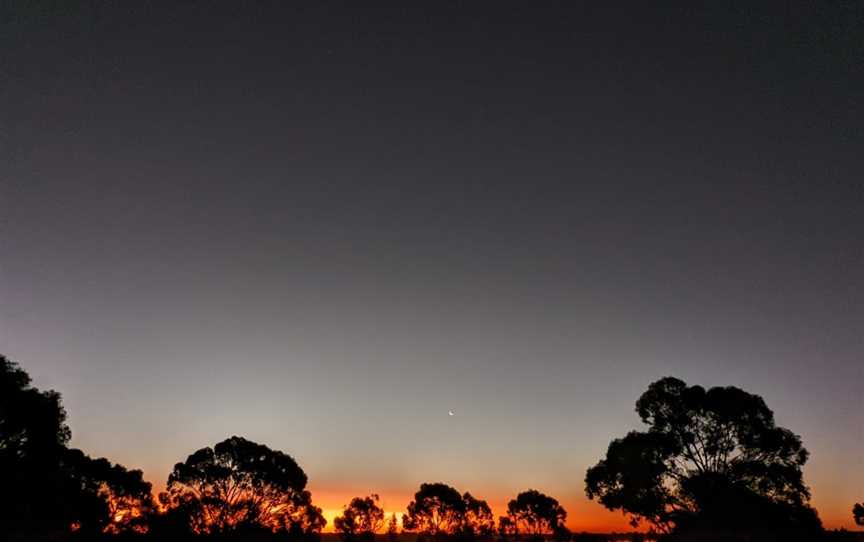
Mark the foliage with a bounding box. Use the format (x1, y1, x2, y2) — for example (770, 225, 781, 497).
(164, 435, 324, 535)
(387, 513, 400, 540)
(1, 355, 150, 536)
(461, 492, 495, 537)
(404, 483, 466, 535)
(334, 494, 386, 541)
(0, 355, 72, 532)
(854, 502, 864, 526)
(403, 483, 494, 537)
(497, 515, 517, 539)
(0, 355, 71, 455)
(503, 489, 567, 539)
(61, 447, 154, 535)
(585, 377, 821, 536)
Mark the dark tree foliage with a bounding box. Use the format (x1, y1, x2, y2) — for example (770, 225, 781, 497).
(387, 512, 399, 541)
(404, 483, 465, 535)
(854, 502, 864, 526)
(403, 483, 494, 538)
(150, 490, 201, 540)
(164, 436, 324, 535)
(503, 490, 567, 540)
(61, 447, 154, 535)
(0, 355, 72, 533)
(334, 494, 385, 541)
(461, 492, 495, 538)
(0, 355, 71, 454)
(497, 515, 517, 540)
(1, 355, 153, 538)
(585, 377, 822, 537)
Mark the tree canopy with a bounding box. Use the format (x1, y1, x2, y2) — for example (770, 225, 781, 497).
(502, 489, 567, 539)
(460, 492, 495, 537)
(403, 483, 494, 537)
(1, 355, 70, 533)
(854, 502, 863, 526)
(1, 355, 157, 536)
(61, 447, 155, 535)
(334, 494, 386, 540)
(164, 435, 324, 535)
(585, 377, 821, 536)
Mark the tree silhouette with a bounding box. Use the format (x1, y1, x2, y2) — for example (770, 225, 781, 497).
(61, 447, 154, 535)
(334, 494, 386, 541)
(403, 482, 494, 538)
(164, 436, 324, 535)
(2, 355, 150, 537)
(0, 355, 72, 534)
(460, 492, 495, 538)
(585, 377, 821, 537)
(497, 515, 517, 542)
(854, 502, 864, 526)
(404, 483, 466, 536)
(387, 513, 399, 541)
(503, 490, 567, 541)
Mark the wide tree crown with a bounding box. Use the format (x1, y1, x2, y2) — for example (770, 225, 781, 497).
(585, 377, 819, 535)
(166, 436, 316, 534)
(403, 483, 493, 536)
(505, 489, 567, 535)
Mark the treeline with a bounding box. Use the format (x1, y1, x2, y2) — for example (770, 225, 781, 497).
(1, 355, 861, 542)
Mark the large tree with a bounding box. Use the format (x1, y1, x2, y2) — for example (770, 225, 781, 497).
(502, 490, 567, 540)
(403, 483, 494, 537)
(0, 355, 72, 532)
(404, 483, 465, 536)
(854, 503, 864, 526)
(334, 494, 386, 541)
(1, 355, 153, 537)
(585, 377, 821, 536)
(164, 436, 324, 534)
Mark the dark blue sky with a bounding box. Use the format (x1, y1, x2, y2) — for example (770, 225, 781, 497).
(1, 1, 862, 530)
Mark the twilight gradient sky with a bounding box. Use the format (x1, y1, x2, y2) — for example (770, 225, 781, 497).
(1, 1, 862, 532)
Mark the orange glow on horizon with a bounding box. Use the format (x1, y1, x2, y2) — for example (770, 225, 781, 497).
(307, 487, 637, 534)
(144, 482, 858, 534)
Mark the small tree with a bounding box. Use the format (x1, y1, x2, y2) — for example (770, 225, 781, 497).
(334, 494, 385, 541)
(504, 490, 567, 541)
(387, 513, 399, 541)
(497, 515, 517, 542)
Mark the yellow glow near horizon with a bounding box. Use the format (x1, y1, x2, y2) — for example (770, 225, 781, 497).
(319, 508, 406, 533)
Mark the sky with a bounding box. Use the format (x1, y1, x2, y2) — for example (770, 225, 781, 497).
(1, 1, 862, 532)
